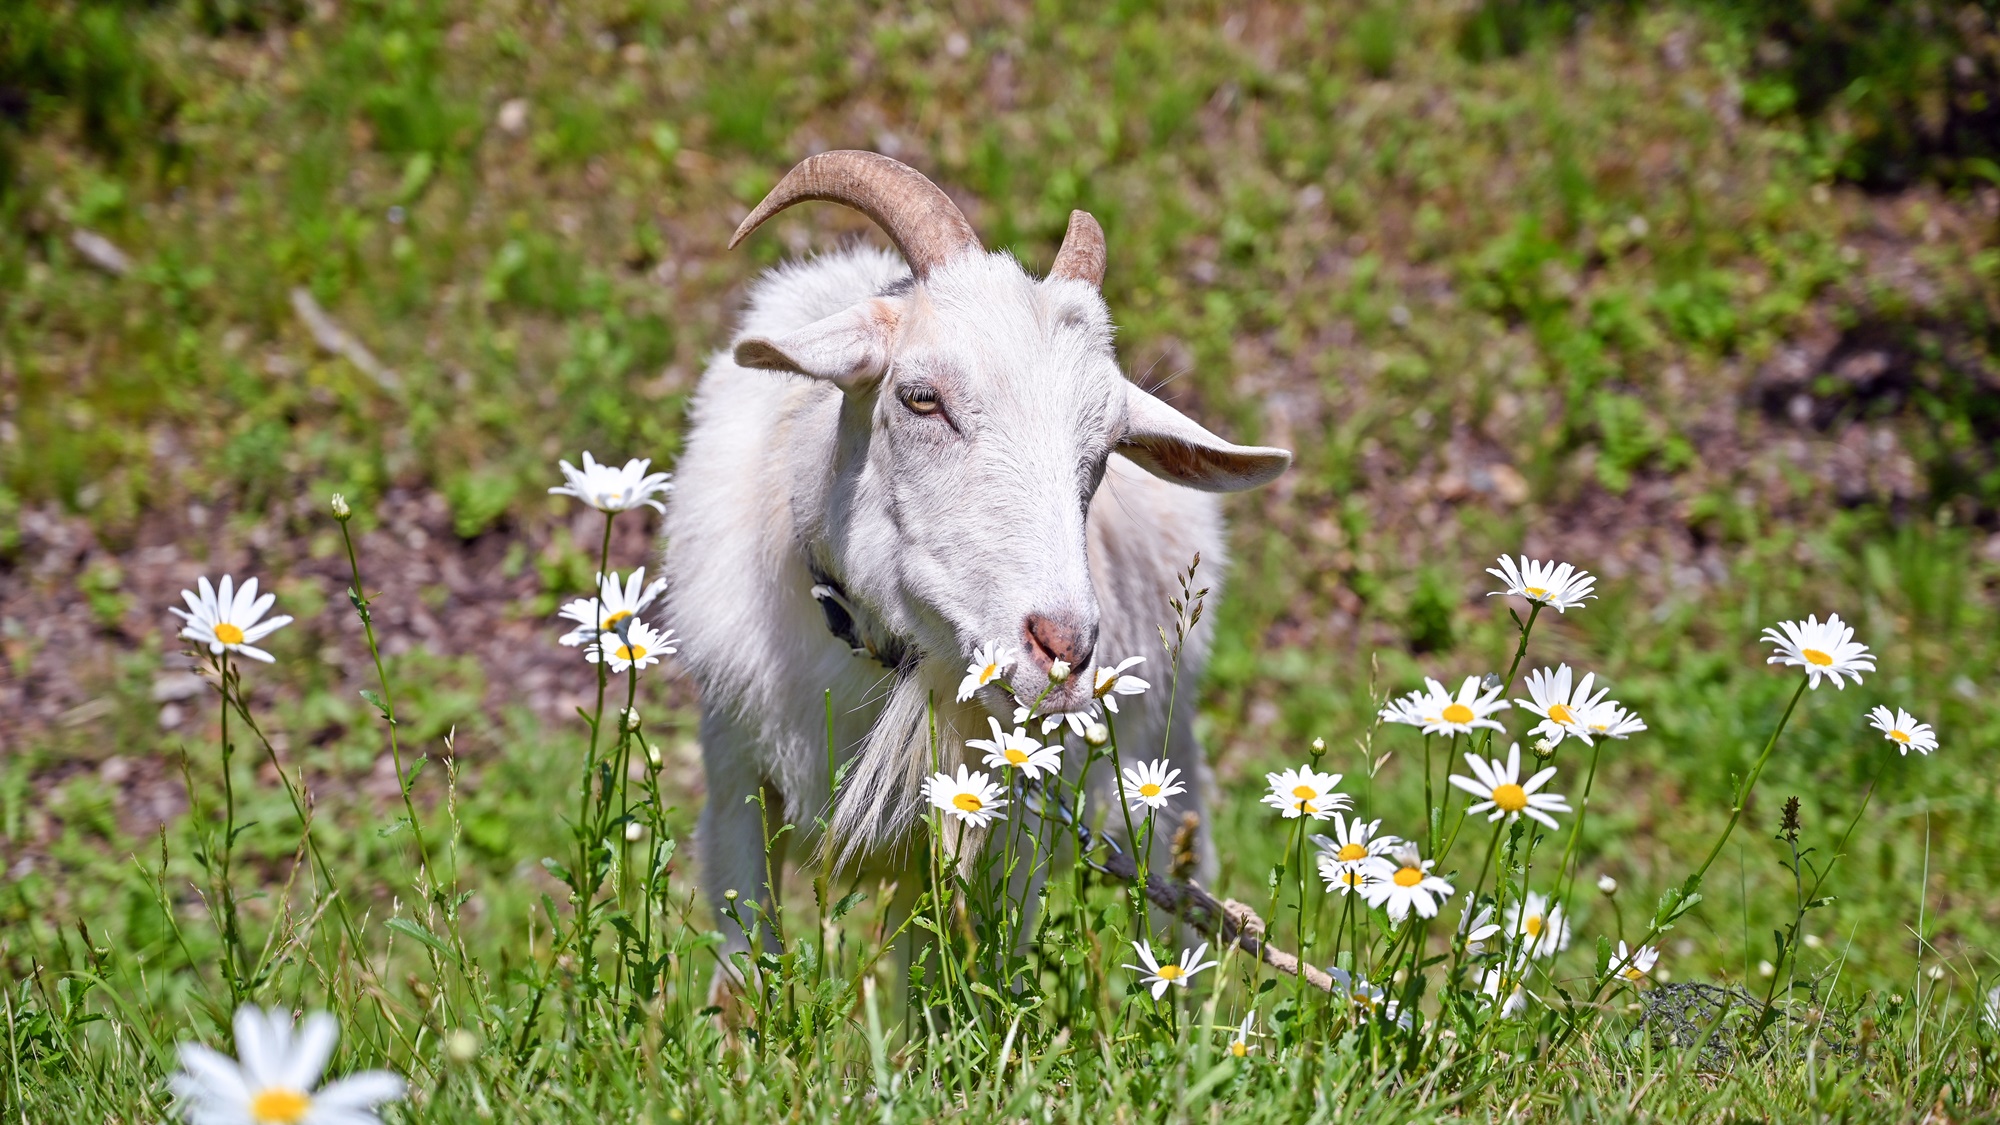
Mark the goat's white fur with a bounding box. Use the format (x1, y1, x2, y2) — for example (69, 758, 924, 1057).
(661, 241, 1285, 967)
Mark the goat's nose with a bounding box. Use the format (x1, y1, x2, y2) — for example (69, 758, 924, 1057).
(1022, 612, 1097, 673)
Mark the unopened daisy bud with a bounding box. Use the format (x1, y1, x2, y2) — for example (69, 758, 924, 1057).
(330, 492, 352, 521)
(1758, 960, 1776, 978)
(1048, 659, 1071, 684)
(646, 742, 663, 769)
(625, 822, 645, 842)
(1310, 736, 1326, 760)
(1084, 722, 1109, 747)
(723, 888, 738, 902)
(621, 707, 642, 732)
(444, 1028, 479, 1063)
(1597, 874, 1618, 895)
(1531, 737, 1556, 760)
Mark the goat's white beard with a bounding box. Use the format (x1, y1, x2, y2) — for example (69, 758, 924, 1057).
(822, 663, 988, 873)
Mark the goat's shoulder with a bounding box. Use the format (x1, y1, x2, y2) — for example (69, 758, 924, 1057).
(1088, 453, 1228, 668)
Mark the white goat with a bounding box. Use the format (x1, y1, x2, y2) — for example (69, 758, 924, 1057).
(660, 151, 1290, 967)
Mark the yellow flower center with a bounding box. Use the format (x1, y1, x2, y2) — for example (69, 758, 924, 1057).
(1292, 784, 1318, 800)
(1801, 648, 1833, 667)
(601, 609, 633, 629)
(249, 1088, 311, 1124)
(979, 663, 1000, 683)
(1888, 729, 1910, 743)
(1337, 842, 1369, 862)
(1005, 747, 1029, 764)
(1140, 782, 1162, 797)
(953, 793, 984, 813)
(1393, 866, 1423, 887)
(1491, 783, 1528, 812)
(1339, 870, 1366, 887)
(1441, 703, 1475, 725)
(1524, 914, 1545, 937)
(1547, 703, 1574, 725)
(614, 643, 646, 662)
(213, 622, 246, 645)
(1523, 586, 1548, 599)
(1621, 964, 1645, 980)
(1156, 964, 1183, 981)
(1230, 1039, 1247, 1057)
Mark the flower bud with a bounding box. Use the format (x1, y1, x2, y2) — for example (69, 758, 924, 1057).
(646, 742, 663, 769)
(1084, 722, 1109, 747)
(621, 707, 642, 732)
(330, 493, 352, 521)
(625, 822, 645, 842)
(1596, 874, 1618, 896)
(1048, 659, 1071, 684)
(444, 1028, 479, 1063)
(1531, 737, 1556, 761)
(1310, 736, 1326, 759)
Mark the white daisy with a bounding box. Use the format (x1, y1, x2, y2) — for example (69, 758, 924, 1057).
(923, 765, 1007, 828)
(1403, 676, 1512, 737)
(1459, 902, 1503, 955)
(1448, 743, 1572, 830)
(1377, 690, 1432, 728)
(1228, 1010, 1257, 1057)
(170, 576, 294, 664)
(1517, 665, 1614, 747)
(1613, 940, 1659, 982)
(1866, 706, 1938, 756)
(1092, 655, 1150, 712)
(967, 717, 1062, 779)
(1487, 555, 1596, 612)
(1505, 892, 1571, 958)
(1320, 856, 1390, 896)
(170, 1005, 403, 1125)
(548, 451, 673, 513)
(1119, 758, 1188, 813)
(1582, 702, 1648, 740)
(1327, 968, 1412, 1028)
(1761, 613, 1874, 690)
(1015, 704, 1093, 739)
(1260, 765, 1350, 820)
(1123, 940, 1217, 1000)
(557, 568, 668, 648)
(583, 619, 675, 674)
(1360, 846, 1456, 922)
(1479, 965, 1530, 1017)
(956, 641, 1011, 702)
(1311, 814, 1402, 872)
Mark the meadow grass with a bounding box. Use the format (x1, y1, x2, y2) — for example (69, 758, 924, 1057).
(4, 0, 2000, 1120)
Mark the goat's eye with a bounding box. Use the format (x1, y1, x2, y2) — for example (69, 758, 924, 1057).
(899, 386, 942, 415)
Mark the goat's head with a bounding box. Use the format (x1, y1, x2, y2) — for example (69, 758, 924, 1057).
(730, 151, 1290, 716)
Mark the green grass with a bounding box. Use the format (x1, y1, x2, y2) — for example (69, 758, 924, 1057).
(4, 0, 2000, 1120)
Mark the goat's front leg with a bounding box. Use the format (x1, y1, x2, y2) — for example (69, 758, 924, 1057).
(696, 706, 783, 1004)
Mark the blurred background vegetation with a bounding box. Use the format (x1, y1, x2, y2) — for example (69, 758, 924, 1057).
(2, 0, 1998, 1004)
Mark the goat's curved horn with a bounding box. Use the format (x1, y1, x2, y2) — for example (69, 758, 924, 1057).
(1048, 209, 1106, 287)
(728, 150, 981, 278)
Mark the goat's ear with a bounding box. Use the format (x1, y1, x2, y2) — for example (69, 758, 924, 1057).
(1117, 382, 1293, 493)
(733, 298, 902, 388)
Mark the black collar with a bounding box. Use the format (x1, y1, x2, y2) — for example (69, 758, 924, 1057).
(807, 559, 914, 672)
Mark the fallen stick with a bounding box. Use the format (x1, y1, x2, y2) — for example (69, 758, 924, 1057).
(1031, 782, 1336, 993)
